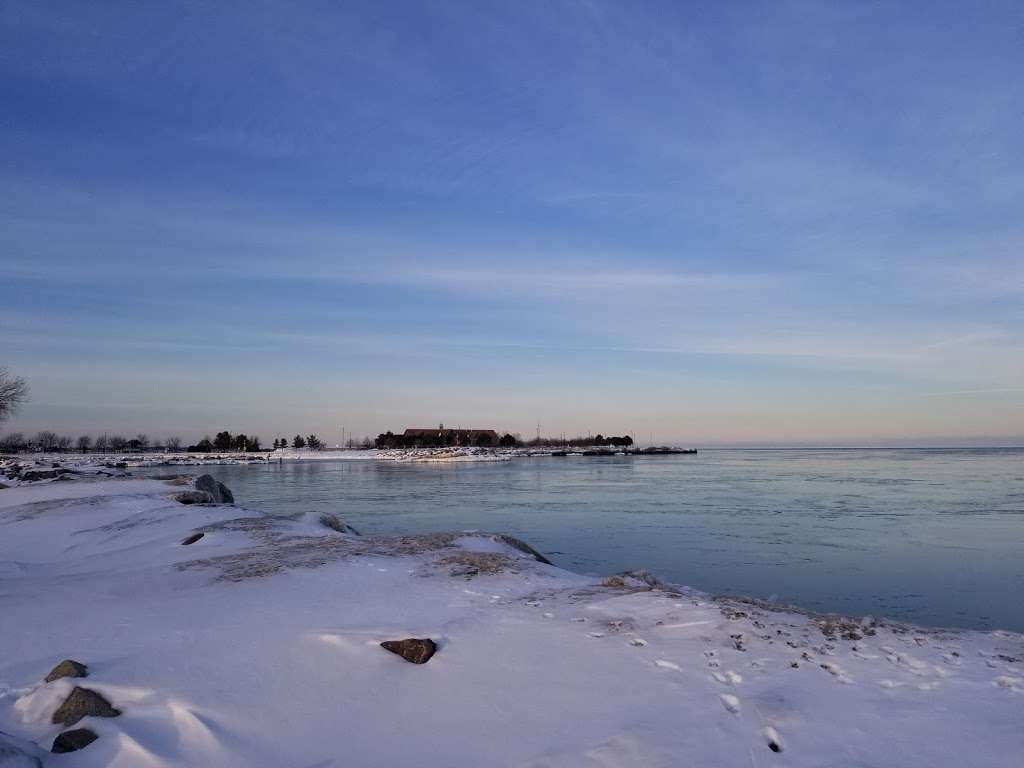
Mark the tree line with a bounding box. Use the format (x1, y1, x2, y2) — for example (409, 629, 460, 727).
(0, 431, 185, 454)
(0, 430, 272, 454)
(526, 433, 634, 448)
(272, 435, 328, 450)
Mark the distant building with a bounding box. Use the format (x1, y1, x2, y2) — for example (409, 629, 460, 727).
(375, 426, 500, 448)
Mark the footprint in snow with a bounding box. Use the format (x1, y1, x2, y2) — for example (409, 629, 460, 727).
(762, 726, 784, 753)
(719, 693, 741, 714)
(819, 661, 855, 684)
(588, 632, 606, 638)
(654, 659, 681, 671)
(711, 670, 742, 685)
(993, 675, 1023, 692)
(629, 638, 648, 647)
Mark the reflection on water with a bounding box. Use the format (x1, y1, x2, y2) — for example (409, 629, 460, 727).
(174, 448, 1024, 632)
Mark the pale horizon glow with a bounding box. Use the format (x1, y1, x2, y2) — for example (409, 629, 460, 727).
(1, 1, 1023, 446)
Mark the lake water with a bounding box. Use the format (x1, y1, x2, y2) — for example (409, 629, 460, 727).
(173, 448, 1024, 632)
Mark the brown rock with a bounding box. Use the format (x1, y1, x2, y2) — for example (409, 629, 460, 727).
(380, 638, 437, 664)
(51, 729, 98, 754)
(174, 490, 215, 505)
(45, 659, 88, 683)
(51, 687, 120, 727)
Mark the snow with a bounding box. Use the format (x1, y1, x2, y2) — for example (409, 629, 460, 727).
(1, 476, 1022, 767)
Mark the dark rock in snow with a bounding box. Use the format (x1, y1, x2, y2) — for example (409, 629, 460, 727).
(21, 469, 61, 482)
(496, 535, 553, 565)
(174, 490, 215, 505)
(51, 729, 98, 754)
(380, 638, 437, 664)
(45, 659, 88, 683)
(51, 687, 121, 727)
(181, 532, 205, 545)
(319, 513, 360, 535)
(195, 474, 234, 504)
(0, 483, 8, 490)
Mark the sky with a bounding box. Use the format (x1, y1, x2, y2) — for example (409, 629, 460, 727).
(1, 0, 1023, 446)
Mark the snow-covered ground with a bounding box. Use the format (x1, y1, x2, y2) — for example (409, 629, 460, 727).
(1, 475, 1021, 767)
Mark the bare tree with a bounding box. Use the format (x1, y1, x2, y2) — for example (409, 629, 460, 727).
(56, 435, 72, 452)
(0, 367, 29, 422)
(76, 435, 92, 453)
(35, 431, 58, 452)
(165, 436, 182, 452)
(0, 432, 26, 453)
(94, 434, 109, 453)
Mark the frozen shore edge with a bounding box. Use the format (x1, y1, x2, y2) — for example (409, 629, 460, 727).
(1, 466, 1022, 766)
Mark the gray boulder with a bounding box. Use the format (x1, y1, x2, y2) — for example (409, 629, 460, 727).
(51, 729, 98, 754)
(51, 687, 121, 727)
(380, 638, 437, 664)
(194, 475, 234, 504)
(45, 659, 88, 683)
(174, 490, 215, 505)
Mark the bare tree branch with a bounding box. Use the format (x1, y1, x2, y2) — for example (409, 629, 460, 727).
(0, 367, 29, 422)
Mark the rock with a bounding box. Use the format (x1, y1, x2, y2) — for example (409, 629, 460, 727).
(45, 659, 88, 683)
(194, 474, 234, 504)
(319, 513, 359, 535)
(380, 638, 437, 664)
(51, 729, 98, 754)
(51, 687, 121, 727)
(0, 483, 8, 490)
(181, 532, 205, 545)
(21, 469, 59, 482)
(496, 535, 553, 565)
(174, 490, 215, 505)
(0, 731, 43, 767)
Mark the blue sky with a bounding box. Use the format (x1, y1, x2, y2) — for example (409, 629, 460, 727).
(2, 0, 1023, 445)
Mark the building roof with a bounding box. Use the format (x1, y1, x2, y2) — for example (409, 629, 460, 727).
(402, 428, 498, 437)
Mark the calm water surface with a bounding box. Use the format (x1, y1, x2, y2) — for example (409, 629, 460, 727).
(175, 449, 1024, 632)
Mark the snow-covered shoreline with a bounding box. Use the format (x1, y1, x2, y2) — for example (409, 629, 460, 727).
(1, 474, 1022, 766)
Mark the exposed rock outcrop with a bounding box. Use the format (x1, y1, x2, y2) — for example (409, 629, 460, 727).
(319, 513, 360, 535)
(380, 638, 437, 664)
(51, 729, 98, 754)
(21, 469, 68, 482)
(51, 687, 120, 727)
(195, 474, 234, 504)
(45, 659, 88, 683)
(496, 534, 553, 565)
(174, 490, 215, 505)
(181, 532, 205, 545)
